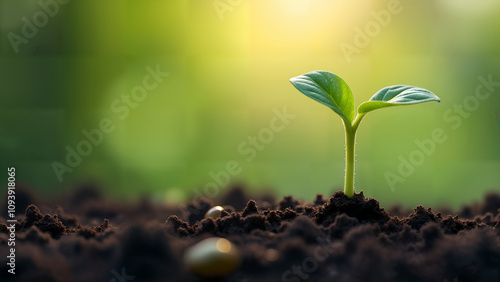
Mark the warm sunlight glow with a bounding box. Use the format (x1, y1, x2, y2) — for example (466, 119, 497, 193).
(216, 238, 232, 253)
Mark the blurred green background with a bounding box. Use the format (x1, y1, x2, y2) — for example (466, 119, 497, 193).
(1, 0, 499, 209)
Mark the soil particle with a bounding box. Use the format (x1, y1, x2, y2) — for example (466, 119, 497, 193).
(242, 200, 259, 217)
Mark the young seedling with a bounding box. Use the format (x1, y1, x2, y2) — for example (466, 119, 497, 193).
(290, 71, 440, 197)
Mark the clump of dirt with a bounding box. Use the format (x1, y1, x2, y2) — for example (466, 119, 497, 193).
(1, 186, 500, 282)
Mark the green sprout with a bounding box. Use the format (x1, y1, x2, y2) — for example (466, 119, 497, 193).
(290, 71, 440, 197)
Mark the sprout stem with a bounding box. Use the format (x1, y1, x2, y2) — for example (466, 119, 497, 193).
(343, 114, 365, 197)
(343, 123, 356, 197)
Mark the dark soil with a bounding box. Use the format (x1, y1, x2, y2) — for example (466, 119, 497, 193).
(1, 185, 500, 282)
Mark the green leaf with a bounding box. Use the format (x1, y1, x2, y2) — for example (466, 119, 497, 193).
(290, 71, 355, 124)
(357, 85, 440, 114)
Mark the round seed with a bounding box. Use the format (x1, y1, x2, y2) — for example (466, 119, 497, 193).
(204, 206, 224, 220)
(184, 237, 241, 278)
